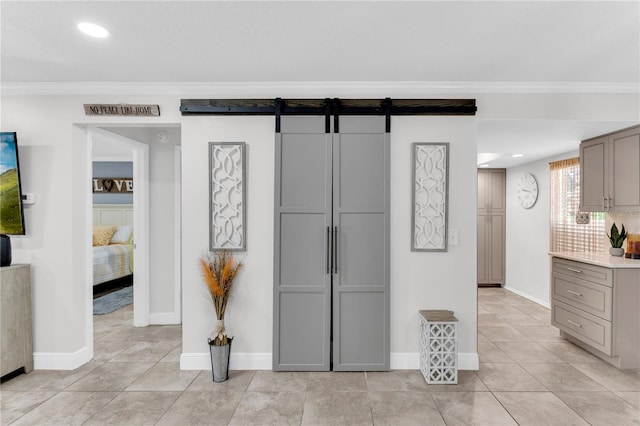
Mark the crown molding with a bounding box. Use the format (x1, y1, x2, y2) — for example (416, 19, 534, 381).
(2, 81, 638, 97)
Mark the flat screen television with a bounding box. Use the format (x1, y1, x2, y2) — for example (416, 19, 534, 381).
(1, 132, 26, 235)
(0, 132, 25, 266)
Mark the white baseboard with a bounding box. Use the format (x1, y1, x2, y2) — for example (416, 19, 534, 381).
(503, 285, 550, 308)
(149, 312, 180, 325)
(181, 352, 479, 371)
(34, 346, 478, 372)
(458, 352, 480, 370)
(181, 352, 272, 370)
(389, 352, 418, 369)
(33, 346, 93, 370)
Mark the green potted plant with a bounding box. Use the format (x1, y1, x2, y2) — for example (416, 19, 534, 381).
(607, 223, 627, 257)
(200, 250, 242, 382)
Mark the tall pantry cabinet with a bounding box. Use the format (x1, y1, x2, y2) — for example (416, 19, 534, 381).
(477, 169, 506, 286)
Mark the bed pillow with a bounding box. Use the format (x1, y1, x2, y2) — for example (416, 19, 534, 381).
(110, 226, 133, 244)
(93, 225, 117, 246)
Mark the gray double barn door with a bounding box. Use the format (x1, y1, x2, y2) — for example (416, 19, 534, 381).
(273, 116, 390, 371)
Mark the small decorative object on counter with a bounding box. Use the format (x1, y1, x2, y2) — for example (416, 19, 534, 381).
(419, 310, 458, 384)
(626, 233, 640, 259)
(607, 223, 627, 257)
(200, 250, 242, 382)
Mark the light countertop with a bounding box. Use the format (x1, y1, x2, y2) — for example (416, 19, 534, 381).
(549, 252, 640, 269)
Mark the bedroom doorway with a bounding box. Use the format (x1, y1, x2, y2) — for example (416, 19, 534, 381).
(76, 123, 182, 367)
(89, 128, 150, 327)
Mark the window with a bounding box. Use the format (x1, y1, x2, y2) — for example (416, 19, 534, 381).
(550, 157, 605, 252)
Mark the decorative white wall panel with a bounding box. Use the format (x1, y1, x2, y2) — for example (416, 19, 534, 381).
(412, 143, 449, 251)
(209, 142, 246, 251)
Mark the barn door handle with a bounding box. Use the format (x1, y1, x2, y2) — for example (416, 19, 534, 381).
(326, 226, 330, 274)
(333, 226, 338, 274)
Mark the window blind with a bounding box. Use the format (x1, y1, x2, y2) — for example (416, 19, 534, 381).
(550, 157, 605, 252)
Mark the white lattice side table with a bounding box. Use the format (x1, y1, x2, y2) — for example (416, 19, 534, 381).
(419, 310, 458, 384)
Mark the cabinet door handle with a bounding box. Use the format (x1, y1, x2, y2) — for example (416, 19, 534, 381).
(567, 267, 583, 274)
(567, 290, 583, 297)
(603, 196, 607, 211)
(567, 319, 582, 328)
(326, 226, 330, 274)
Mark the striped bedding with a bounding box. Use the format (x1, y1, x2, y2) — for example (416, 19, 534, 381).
(93, 243, 133, 286)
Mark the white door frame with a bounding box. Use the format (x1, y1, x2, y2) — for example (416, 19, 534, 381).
(174, 145, 182, 322)
(87, 128, 150, 327)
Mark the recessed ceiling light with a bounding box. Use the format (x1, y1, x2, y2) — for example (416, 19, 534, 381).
(512, 154, 524, 158)
(479, 164, 489, 168)
(78, 22, 109, 38)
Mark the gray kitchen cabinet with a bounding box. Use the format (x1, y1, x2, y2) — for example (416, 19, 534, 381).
(550, 256, 640, 369)
(273, 116, 390, 371)
(1, 264, 33, 377)
(580, 135, 608, 211)
(478, 168, 505, 214)
(580, 125, 640, 212)
(477, 169, 505, 286)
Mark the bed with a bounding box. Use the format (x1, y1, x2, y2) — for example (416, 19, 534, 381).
(93, 241, 133, 286)
(93, 204, 134, 289)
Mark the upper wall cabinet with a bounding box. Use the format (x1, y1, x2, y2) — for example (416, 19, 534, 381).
(580, 135, 608, 211)
(580, 125, 640, 212)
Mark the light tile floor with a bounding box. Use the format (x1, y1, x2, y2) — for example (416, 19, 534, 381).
(2, 287, 640, 425)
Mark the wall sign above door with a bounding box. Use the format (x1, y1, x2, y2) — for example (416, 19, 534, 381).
(83, 103, 160, 116)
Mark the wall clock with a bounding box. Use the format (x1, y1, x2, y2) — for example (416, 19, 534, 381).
(517, 173, 538, 209)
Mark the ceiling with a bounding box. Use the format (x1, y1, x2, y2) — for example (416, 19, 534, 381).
(2, 1, 639, 168)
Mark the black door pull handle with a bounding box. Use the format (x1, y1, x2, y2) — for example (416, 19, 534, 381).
(333, 226, 338, 274)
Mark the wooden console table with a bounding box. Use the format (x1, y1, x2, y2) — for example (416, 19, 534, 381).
(1, 264, 33, 377)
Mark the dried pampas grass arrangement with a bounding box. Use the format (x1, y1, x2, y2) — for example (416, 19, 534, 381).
(200, 250, 242, 346)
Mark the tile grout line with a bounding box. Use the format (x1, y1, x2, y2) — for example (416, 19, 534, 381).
(224, 376, 249, 426)
(489, 390, 521, 426)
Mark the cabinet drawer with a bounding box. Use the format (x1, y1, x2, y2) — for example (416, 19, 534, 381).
(552, 300, 612, 356)
(552, 273, 612, 320)
(552, 258, 612, 287)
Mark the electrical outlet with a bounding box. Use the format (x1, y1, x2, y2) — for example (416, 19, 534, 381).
(576, 212, 590, 224)
(449, 229, 459, 246)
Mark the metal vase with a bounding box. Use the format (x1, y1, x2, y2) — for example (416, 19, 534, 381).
(208, 337, 232, 382)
